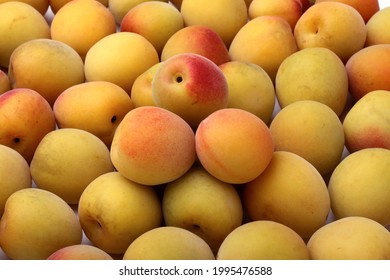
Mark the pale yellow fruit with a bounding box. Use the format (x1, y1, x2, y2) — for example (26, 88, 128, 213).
(8, 38, 85, 107)
(120, 1, 184, 55)
(229, 16, 298, 82)
(0, 70, 10, 94)
(366, 7, 390, 46)
(243, 151, 330, 240)
(270, 100, 345, 176)
(162, 166, 243, 254)
(78, 172, 163, 254)
(50, 0, 117, 60)
(275, 47, 348, 116)
(0, 1, 50, 68)
(108, 0, 168, 25)
(30, 128, 114, 205)
(219, 61, 275, 125)
(0, 145, 31, 217)
(308, 216, 390, 260)
(123, 226, 215, 260)
(294, 1, 367, 62)
(130, 62, 162, 107)
(53, 81, 134, 147)
(0, 188, 82, 260)
(216, 220, 310, 260)
(328, 148, 390, 227)
(84, 32, 159, 94)
(181, 0, 248, 47)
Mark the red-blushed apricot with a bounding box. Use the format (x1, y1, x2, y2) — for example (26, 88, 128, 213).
(161, 25, 230, 66)
(47, 244, 113, 260)
(345, 44, 390, 101)
(110, 106, 196, 185)
(0, 88, 56, 163)
(343, 90, 390, 152)
(152, 53, 229, 128)
(195, 108, 274, 184)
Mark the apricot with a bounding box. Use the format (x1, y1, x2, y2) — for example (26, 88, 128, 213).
(315, 0, 379, 23)
(54, 81, 134, 147)
(195, 108, 274, 184)
(0, 88, 56, 163)
(50, 0, 117, 60)
(343, 90, 390, 152)
(110, 106, 196, 185)
(217, 220, 310, 260)
(30, 128, 115, 204)
(84, 32, 159, 94)
(294, 1, 367, 63)
(345, 44, 390, 101)
(243, 151, 331, 240)
(161, 25, 230, 66)
(0, 1, 50, 68)
(308, 216, 390, 260)
(328, 148, 390, 227)
(8, 38, 85, 106)
(130, 62, 162, 108)
(123, 226, 215, 260)
(180, 0, 248, 47)
(270, 100, 345, 176)
(152, 53, 229, 128)
(120, 1, 184, 55)
(47, 244, 113, 260)
(219, 61, 276, 125)
(275, 47, 348, 116)
(366, 7, 390, 45)
(229, 16, 298, 82)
